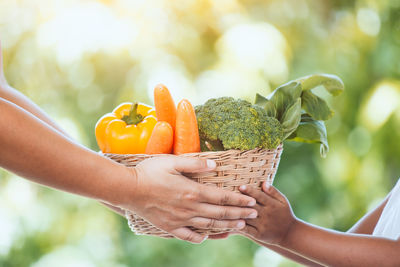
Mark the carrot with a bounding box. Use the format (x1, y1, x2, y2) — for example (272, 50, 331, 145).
(174, 99, 200, 155)
(154, 84, 176, 130)
(145, 121, 174, 154)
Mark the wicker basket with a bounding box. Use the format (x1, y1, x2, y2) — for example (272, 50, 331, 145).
(104, 145, 283, 238)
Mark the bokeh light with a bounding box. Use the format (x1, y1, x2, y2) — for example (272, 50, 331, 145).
(1, 0, 400, 266)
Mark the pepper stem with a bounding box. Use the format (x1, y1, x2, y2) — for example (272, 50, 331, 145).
(121, 103, 144, 125)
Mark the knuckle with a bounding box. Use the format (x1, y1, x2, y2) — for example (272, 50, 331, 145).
(219, 193, 230, 205)
(197, 159, 207, 169)
(184, 231, 196, 242)
(218, 208, 229, 219)
(178, 208, 192, 220)
(206, 219, 216, 228)
(182, 190, 199, 202)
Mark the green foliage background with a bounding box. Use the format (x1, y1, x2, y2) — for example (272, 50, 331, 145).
(1, 0, 400, 266)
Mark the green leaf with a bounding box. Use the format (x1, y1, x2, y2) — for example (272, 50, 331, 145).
(270, 90, 294, 122)
(255, 93, 268, 106)
(297, 74, 344, 96)
(287, 115, 329, 157)
(276, 81, 302, 99)
(255, 93, 277, 118)
(281, 98, 301, 139)
(301, 91, 334, 121)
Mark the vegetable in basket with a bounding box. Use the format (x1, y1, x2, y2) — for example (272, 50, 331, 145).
(196, 74, 344, 157)
(154, 84, 177, 131)
(195, 97, 283, 151)
(174, 99, 201, 155)
(95, 102, 157, 154)
(145, 121, 174, 154)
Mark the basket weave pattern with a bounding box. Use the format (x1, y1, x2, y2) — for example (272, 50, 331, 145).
(104, 145, 283, 238)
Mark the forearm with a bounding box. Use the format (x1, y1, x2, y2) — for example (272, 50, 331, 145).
(255, 240, 323, 266)
(281, 219, 400, 266)
(0, 84, 70, 138)
(0, 84, 128, 214)
(0, 98, 135, 207)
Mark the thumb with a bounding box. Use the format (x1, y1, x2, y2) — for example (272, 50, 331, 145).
(173, 156, 216, 173)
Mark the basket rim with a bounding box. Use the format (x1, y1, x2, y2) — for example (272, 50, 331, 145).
(102, 143, 283, 157)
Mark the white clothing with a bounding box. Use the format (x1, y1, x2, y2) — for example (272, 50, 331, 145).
(373, 179, 400, 240)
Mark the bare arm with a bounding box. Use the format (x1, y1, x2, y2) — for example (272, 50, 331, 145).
(240, 184, 399, 267)
(0, 97, 134, 204)
(0, 51, 124, 214)
(256, 194, 390, 266)
(0, 77, 125, 215)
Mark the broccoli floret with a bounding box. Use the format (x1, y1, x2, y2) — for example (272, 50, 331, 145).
(218, 118, 263, 150)
(195, 97, 251, 141)
(260, 116, 283, 149)
(195, 97, 283, 150)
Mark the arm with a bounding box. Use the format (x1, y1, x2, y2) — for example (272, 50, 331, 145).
(252, 194, 390, 266)
(0, 69, 125, 216)
(239, 183, 399, 267)
(281, 218, 399, 267)
(0, 44, 258, 243)
(0, 47, 124, 215)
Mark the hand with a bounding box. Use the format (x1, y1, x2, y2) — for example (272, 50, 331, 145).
(238, 182, 296, 245)
(117, 156, 257, 244)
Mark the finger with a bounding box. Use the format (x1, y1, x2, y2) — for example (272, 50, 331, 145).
(239, 224, 258, 238)
(170, 227, 208, 244)
(198, 185, 256, 207)
(245, 217, 259, 228)
(239, 185, 269, 206)
(208, 233, 230, 240)
(195, 203, 257, 220)
(173, 156, 216, 173)
(189, 217, 246, 230)
(262, 182, 286, 203)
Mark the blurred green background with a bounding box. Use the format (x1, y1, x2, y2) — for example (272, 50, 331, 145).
(1, 0, 400, 266)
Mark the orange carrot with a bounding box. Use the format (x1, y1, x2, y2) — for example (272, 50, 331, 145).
(174, 99, 200, 155)
(154, 84, 176, 130)
(145, 121, 174, 154)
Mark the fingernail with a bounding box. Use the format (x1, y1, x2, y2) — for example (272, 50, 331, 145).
(248, 211, 257, 219)
(248, 199, 256, 206)
(239, 185, 246, 191)
(237, 221, 245, 229)
(264, 182, 271, 190)
(206, 160, 216, 169)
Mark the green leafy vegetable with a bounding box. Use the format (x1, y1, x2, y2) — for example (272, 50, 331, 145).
(195, 73, 343, 157)
(298, 74, 344, 96)
(281, 98, 301, 139)
(276, 81, 302, 99)
(301, 91, 333, 121)
(255, 93, 277, 117)
(287, 114, 329, 158)
(254, 73, 343, 157)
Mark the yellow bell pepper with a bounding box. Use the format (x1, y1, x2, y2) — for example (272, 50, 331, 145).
(95, 102, 157, 154)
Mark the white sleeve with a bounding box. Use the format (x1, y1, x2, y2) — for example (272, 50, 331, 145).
(373, 179, 400, 240)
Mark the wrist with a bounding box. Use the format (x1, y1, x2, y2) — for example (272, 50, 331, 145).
(279, 217, 301, 248)
(101, 162, 139, 210)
